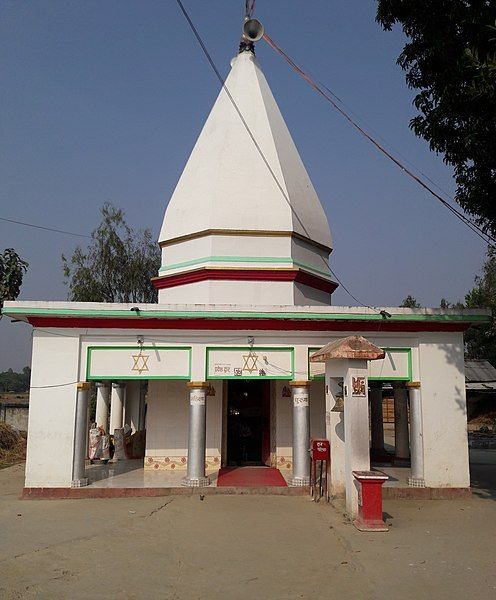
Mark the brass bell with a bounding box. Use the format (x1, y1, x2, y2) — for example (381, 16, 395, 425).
(331, 395, 344, 413)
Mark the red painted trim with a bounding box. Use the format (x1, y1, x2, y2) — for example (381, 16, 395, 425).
(22, 486, 308, 499)
(152, 267, 338, 294)
(21, 485, 470, 500)
(28, 316, 470, 332)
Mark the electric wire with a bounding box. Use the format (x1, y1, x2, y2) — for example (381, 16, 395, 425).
(30, 381, 80, 389)
(174, 0, 379, 311)
(245, 0, 256, 19)
(263, 33, 496, 249)
(0, 216, 91, 239)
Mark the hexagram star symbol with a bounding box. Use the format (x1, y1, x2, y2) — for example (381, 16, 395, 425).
(132, 353, 149, 374)
(242, 350, 259, 374)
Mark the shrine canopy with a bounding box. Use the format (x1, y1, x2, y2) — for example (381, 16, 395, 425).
(310, 336, 386, 362)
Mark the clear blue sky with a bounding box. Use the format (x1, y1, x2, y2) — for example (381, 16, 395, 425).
(0, 0, 486, 371)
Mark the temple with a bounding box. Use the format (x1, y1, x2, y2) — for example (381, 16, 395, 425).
(3, 31, 490, 506)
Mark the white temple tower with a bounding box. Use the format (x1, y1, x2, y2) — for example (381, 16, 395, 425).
(154, 46, 337, 306)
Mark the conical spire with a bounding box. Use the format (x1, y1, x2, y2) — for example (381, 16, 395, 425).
(160, 51, 332, 248)
(154, 51, 337, 306)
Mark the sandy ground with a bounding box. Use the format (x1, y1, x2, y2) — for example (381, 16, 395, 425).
(0, 458, 495, 600)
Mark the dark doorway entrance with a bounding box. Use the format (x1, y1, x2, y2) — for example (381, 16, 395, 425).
(227, 380, 270, 466)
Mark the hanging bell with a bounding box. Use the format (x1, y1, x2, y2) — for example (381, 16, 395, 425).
(331, 395, 344, 413)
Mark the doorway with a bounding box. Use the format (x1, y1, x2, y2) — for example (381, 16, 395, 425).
(226, 380, 270, 466)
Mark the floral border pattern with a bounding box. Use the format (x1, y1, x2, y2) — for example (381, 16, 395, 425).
(144, 455, 221, 471)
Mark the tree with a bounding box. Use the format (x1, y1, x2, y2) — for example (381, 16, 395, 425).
(464, 246, 496, 364)
(376, 1, 496, 235)
(0, 248, 28, 311)
(440, 298, 465, 309)
(0, 366, 31, 393)
(62, 203, 160, 303)
(400, 295, 421, 308)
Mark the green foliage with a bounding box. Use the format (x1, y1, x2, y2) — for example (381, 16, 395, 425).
(464, 246, 496, 364)
(0, 249, 28, 310)
(400, 294, 421, 308)
(62, 203, 160, 303)
(440, 298, 465, 309)
(377, 1, 496, 235)
(0, 367, 31, 393)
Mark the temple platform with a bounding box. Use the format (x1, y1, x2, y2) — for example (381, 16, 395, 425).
(21, 460, 471, 499)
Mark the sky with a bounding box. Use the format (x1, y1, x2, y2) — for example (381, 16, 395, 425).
(0, 0, 487, 371)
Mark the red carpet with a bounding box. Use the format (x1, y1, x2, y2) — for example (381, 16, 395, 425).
(217, 467, 287, 487)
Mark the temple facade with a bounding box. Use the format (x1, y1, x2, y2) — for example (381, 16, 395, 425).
(3, 41, 489, 501)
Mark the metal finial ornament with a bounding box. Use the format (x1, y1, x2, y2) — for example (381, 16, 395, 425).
(245, 0, 256, 19)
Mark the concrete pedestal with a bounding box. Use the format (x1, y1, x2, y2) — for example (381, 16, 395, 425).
(393, 383, 410, 461)
(110, 383, 125, 434)
(95, 382, 110, 433)
(290, 381, 310, 486)
(183, 382, 210, 487)
(72, 382, 90, 487)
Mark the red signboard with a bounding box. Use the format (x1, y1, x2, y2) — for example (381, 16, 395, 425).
(311, 439, 330, 461)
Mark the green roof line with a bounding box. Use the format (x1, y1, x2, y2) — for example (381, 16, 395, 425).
(3, 306, 491, 323)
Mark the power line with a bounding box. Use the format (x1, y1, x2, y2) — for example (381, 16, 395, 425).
(174, 0, 377, 311)
(0, 216, 91, 239)
(262, 33, 496, 249)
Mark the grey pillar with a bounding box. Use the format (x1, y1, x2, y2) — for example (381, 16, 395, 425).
(183, 382, 210, 487)
(110, 382, 125, 434)
(393, 382, 410, 461)
(407, 382, 425, 487)
(369, 382, 385, 453)
(95, 382, 110, 433)
(290, 381, 310, 486)
(72, 382, 90, 487)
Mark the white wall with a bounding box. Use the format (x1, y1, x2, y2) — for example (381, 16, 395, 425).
(275, 381, 293, 471)
(145, 379, 222, 470)
(310, 379, 325, 439)
(418, 332, 469, 488)
(25, 331, 80, 487)
(158, 280, 297, 305)
(124, 380, 141, 432)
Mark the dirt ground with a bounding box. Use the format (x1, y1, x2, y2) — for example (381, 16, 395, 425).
(0, 460, 495, 600)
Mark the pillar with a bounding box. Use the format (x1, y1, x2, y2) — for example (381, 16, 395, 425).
(124, 380, 141, 432)
(393, 382, 410, 461)
(72, 382, 90, 487)
(110, 382, 125, 434)
(407, 382, 425, 487)
(290, 381, 310, 486)
(183, 382, 210, 487)
(325, 373, 346, 497)
(369, 382, 385, 454)
(95, 382, 110, 433)
(343, 365, 370, 518)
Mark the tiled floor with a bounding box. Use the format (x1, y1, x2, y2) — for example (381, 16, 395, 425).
(377, 465, 411, 487)
(86, 460, 220, 488)
(85, 460, 410, 489)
